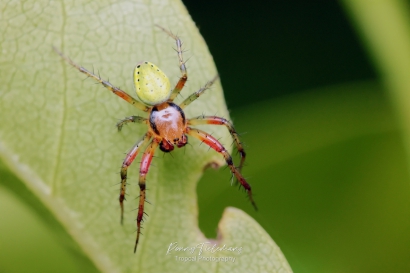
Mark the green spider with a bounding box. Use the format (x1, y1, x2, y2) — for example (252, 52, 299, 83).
(54, 25, 256, 253)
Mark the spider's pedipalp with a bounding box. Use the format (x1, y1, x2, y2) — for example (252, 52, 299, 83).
(116, 116, 148, 131)
(188, 116, 246, 172)
(135, 138, 159, 253)
(155, 25, 188, 101)
(186, 127, 257, 210)
(120, 133, 152, 225)
(179, 75, 220, 109)
(53, 47, 150, 112)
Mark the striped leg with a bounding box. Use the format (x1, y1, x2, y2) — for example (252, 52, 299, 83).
(53, 47, 150, 112)
(179, 75, 219, 109)
(186, 127, 257, 210)
(119, 133, 151, 224)
(134, 138, 160, 253)
(188, 116, 246, 172)
(156, 25, 188, 101)
(116, 116, 148, 131)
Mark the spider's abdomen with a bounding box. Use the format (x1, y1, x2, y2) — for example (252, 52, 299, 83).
(134, 61, 171, 105)
(149, 102, 187, 149)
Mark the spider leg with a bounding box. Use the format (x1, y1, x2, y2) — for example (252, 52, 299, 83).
(116, 116, 148, 131)
(188, 116, 246, 172)
(186, 127, 257, 210)
(179, 75, 219, 109)
(134, 138, 160, 253)
(120, 133, 152, 225)
(53, 47, 150, 112)
(155, 25, 187, 101)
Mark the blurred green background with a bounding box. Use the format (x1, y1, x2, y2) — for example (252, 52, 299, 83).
(1, 1, 410, 273)
(187, 1, 410, 273)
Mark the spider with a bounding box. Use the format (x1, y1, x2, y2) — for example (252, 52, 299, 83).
(54, 25, 257, 253)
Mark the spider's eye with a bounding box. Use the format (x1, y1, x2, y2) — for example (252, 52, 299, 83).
(133, 61, 171, 105)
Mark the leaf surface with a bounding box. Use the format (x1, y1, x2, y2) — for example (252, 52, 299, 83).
(0, 0, 292, 272)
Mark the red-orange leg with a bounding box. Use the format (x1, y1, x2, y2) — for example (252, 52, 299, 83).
(53, 47, 150, 112)
(186, 127, 257, 210)
(179, 75, 219, 109)
(188, 116, 246, 172)
(120, 133, 152, 224)
(156, 25, 187, 101)
(134, 138, 160, 253)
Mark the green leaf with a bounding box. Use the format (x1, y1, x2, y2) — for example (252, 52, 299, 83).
(342, 0, 410, 166)
(0, 0, 292, 272)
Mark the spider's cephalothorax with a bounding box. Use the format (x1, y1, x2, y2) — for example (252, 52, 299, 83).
(149, 102, 187, 152)
(54, 25, 257, 253)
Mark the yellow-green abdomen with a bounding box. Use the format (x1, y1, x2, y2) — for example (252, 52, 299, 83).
(134, 61, 171, 105)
